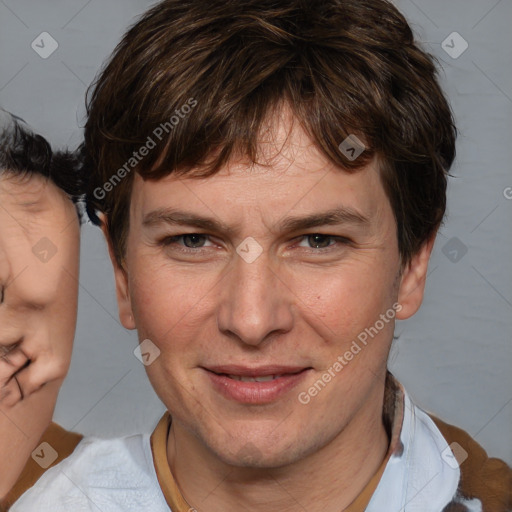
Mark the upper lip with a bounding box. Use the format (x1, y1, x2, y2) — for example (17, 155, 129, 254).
(203, 365, 310, 377)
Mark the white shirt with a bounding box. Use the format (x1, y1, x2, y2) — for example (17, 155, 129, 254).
(11, 433, 170, 511)
(11, 385, 483, 512)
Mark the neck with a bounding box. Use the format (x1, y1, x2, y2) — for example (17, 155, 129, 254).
(167, 385, 390, 512)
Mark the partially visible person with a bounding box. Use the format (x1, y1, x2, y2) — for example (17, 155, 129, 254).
(0, 108, 83, 498)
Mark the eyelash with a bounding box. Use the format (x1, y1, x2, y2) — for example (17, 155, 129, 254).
(157, 233, 351, 254)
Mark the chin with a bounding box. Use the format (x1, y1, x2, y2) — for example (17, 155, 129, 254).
(206, 430, 316, 470)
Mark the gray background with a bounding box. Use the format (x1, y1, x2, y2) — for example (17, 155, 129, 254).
(0, 0, 511, 466)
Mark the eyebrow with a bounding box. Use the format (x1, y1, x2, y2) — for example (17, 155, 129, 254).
(142, 206, 370, 234)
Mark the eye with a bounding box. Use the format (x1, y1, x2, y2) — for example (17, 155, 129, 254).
(181, 234, 208, 248)
(160, 233, 213, 249)
(297, 234, 344, 250)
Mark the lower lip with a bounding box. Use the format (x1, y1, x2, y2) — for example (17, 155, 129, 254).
(204, 369, 311, 404)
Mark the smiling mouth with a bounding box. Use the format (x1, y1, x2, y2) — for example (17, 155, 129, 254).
(204, 366, 310, 380)
(218, 372, 306, 382)
(226, 374, 283, 382)
(203, 366, 312, 403)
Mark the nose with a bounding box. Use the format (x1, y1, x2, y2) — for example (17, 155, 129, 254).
(216, 247, 294, 347)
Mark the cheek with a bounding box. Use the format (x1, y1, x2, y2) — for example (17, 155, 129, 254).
(128, 259, 217, 349)
(292, 260, 398, 349)
(7, 224, 80, 306)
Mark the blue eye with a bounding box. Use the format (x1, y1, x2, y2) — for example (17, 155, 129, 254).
(304, 234, 335, 249)
(160, 234, 213, 249)
(180, 234, 207, 248)
(297, 234, 348, 250)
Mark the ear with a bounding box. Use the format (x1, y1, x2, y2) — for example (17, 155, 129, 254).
(395, 233, 436, 320)
(99, 213, 136, 330)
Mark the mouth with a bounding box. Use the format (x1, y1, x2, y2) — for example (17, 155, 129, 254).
(202, 365, 312, 404)
(225, 374, 289, 382)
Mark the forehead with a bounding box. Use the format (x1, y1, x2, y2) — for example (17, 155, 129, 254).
(0, 171, 49, 205)
(130, 111, 392, 231)
(0, 171, 77, 224)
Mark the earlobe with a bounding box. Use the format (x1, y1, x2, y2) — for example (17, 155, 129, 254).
(98, 214, 136, 330)
(395, 234, 436, 321)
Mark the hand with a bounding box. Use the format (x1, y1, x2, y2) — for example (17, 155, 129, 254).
(0, 171, 80, 407)
(0, 345, 28, 407)
(0, 341, 29, 407)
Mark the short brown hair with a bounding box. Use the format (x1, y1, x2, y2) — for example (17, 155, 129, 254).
(83, 0, 456, 267)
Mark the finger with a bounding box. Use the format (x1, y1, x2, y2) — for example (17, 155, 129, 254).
(0, 375, 23, 408)
(15, 321, 71, 397)
(15, 353, 67, 397)
(0, 346, 29, 386)
(1, 345, 28, 368)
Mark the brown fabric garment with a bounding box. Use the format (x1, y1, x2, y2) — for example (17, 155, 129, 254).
(151, 413, 192, 512)
(0, 423, 83, 512)
(432, 416, 512, 512)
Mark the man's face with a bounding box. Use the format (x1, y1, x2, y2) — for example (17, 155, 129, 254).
(111, 110, 427, 468)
